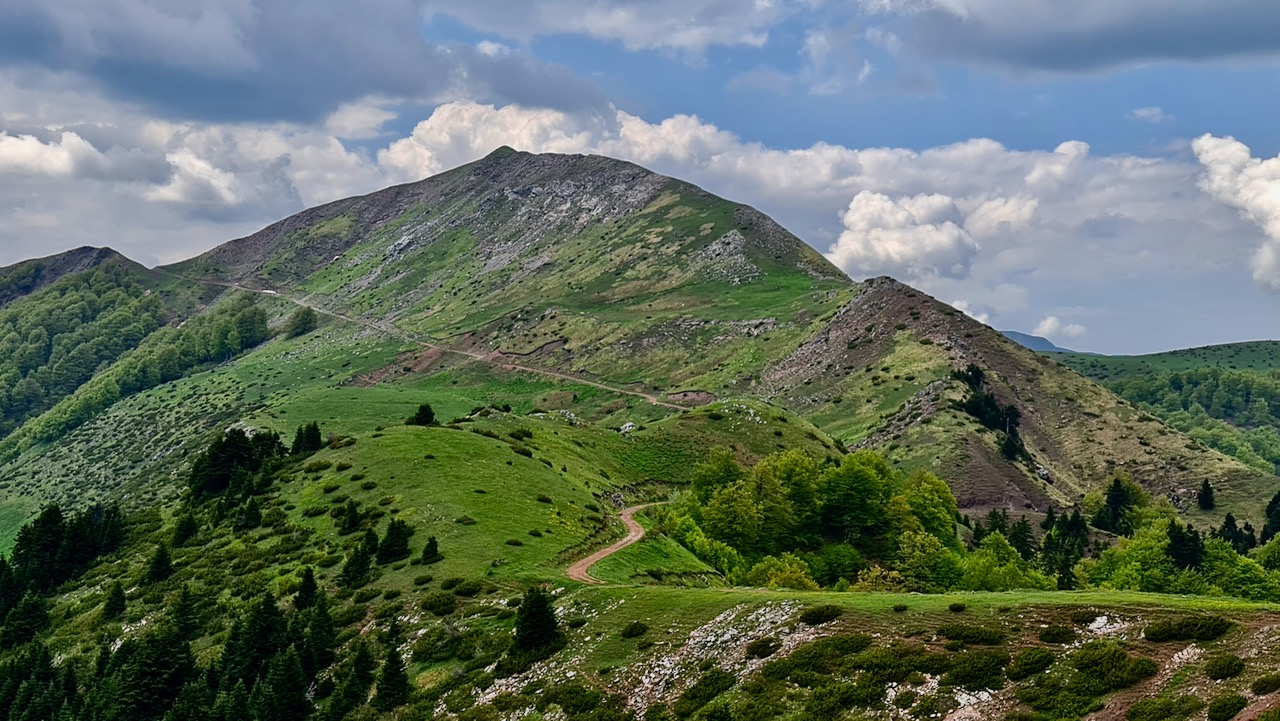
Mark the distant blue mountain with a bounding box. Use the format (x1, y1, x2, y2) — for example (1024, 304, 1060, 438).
(1001, 330, 1075, 353)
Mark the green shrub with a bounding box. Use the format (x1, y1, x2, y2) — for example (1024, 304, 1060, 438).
(942, 649, 1009, 691)
(421, 592, 456, 616)
(1208, 694, 1248, 721)
(1145, 615, 1235, 642)
(1006, 648, 1055, 681)
(536, 494, 553, 503)
(745, 637, 781, 659)
(303, 460, 332, 473)
(798, 605, 843, 625)
(1069, 610, 1098, 625)
(1204, 654, 1245, 680)
(618, 621, 650, 639)
(335, 462, 352, 472)
(453, 580, 485, 597)
(1038, 625, 1076, 644)
(948, 602, 967, 613)
(544, 683, 602, 714)
(440, 578, 463, 590)
(353, 588, 380, 603)
(892, 604, 909, 613)
(672, 669, 736, 718)
(412, 575, 433, 586)
(505, 539, 524, 546)
(455, 516, 477, 526)
(1126, 695, 1203, 721)
(566, 618, 587, 629)
(938, 624, 1005, 645)
(1252, 673, 1280, 695)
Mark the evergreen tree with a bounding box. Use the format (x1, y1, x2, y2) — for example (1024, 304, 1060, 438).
(233, 497, 262, 532)
(1008, 516, 1038, 561)
(513, 587, 561, 653)
(102, 580, 126, 620)
(1214, 512, 1257, 555)
(1040, 506, 1057, 531)
(163, 681, 213, 721)
(406, 403, 435, 426)
(376, 519, 414, 564)
(294, 567, 318, 611)
(1092, 476, 1137, 536)
(1198, 479, 1216, 511)
(290, 422, 324, 456)
(372, 647, 410, 711)
(146, 542, 173, 584)
(171, 585, 199, 641)
(301, 594, 337, 677)
(420, 536, 443, 564)
(256, 647, 310, 721)
(1167, 521, 1206, 569)
(1264, 490, 1280, 543)
(211, 682, 250, 721)
(338, 500, 362, 535)
(338, 536, 375, 589)
(1, 594, 48, 647)
(172, 512, 199, 547)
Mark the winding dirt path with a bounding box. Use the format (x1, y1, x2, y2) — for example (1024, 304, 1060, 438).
(566, 503, 665, 584)
(172, 275, 683, 411)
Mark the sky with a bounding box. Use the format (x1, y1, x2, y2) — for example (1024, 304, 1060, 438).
(1, 1, 1280, 354)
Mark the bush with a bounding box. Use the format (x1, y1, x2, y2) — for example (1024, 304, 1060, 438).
(1208, 694, 1248, 721)
(893, 604, 909, 613)
(746, 637, 782, 659)
(1038, 625, 1076, 644)
(1126, 696, 1203, 721)
(621, 621, 649, 639)
(440, 578, 463, 590)
(545, 683, 602, 714)
(798, 605, 844, 625)
(1007, 648, 1056, 681)
(1145, 615, 1235, 642)
(1204, 654, 1245, 680)
(1253, 673, 1280, 695)
(672, 669, 736, 718)
(412, 575, 433, 586)
(938, 624, 1005, 645)
(943, 650, 1009, 691)
(1069, 610, 1098, 625)
(505, 539, 524, 546)
(421, 592, 456, 616)
(948, 602, 967, 613)
(453, 580, 485, 597)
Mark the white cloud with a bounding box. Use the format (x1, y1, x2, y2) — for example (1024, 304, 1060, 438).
(828, 191, 979, 279)
(1033, 315, 1086, 338)
(950, 300, 990, 325)
(1127, 106, 1171, 123)
(325, 99, 398, 140)
(1194, 134, 1280, 291)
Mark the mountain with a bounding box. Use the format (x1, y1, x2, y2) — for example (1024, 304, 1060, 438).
(0, 148, 1270, 527)
(0, 150, 1279, 721)
(0, 246, 147, 308)
(1002, 330, 1075, 353)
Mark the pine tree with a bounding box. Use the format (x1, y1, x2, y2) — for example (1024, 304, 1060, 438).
(1198, 479, 1216, 511)
(513, 587, 561, 653)
(102, 580, 126, 620)
(171, 585, 198, 640)
(172, 512, 200, 547)
(1008, 516, 1038, 561)
(259, 647, 310, 720)
(294, 567, 318, 610)
(1167, 521, 1206, 569)
(301, 594, 337, 677)
(376, 519, 414, 564)
(233, 497, 262, 532)
(338, 500, 362, 535)
(1040, 506, 1057, 531)
(406, 403, 435, 426)
(338, 533, 376, 589)
(146, 542, 173, 584)
(373, 647, 410, 710)
(212, 682, 250, 721)
(421, 536, 443, 564)
(0, 594, 48, 647)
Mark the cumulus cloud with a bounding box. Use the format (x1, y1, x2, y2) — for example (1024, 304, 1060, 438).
(1194, 134, 1280, 291)
(950, 300, 990, 325)
(1127, 106, 1171, 123)
(1033, 315, 1086, 339)
(857, 0, 1280, 72)
(827, 192, 979, 279)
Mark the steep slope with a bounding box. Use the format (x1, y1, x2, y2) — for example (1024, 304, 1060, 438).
(0, 246, 147, 308)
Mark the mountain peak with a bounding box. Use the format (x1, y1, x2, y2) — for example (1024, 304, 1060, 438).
(0, 246, 139, 308)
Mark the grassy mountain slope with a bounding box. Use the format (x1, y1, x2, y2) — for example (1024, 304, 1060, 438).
(1056, 341, 1280, 380)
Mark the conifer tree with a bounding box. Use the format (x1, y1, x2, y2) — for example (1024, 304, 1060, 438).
(1008, 516, 1038, 561)
(338, 500, 362, 535)
(1, 594, 48, 647)
(421, 536, 443, 564)
(1198, 479, 1216, 511)
(376, 519, 414, 564)
(172, 512, 199, 547)
(302, 593, 337, 676)
(513, 586, 561, 653)
(406, 403, 435, 426)
(146, 542, 173, 584)
(102, 580, 126, 620)
(294, 567, 318, 610)
(171, 585, 198, 640)
(373, 647, 410, 711)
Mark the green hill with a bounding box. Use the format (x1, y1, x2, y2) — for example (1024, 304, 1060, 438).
(1, 150, 1280, 721)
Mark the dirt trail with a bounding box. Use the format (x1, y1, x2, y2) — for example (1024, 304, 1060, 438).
(566, 503, 665, 584)
(175, 276, 683, 411)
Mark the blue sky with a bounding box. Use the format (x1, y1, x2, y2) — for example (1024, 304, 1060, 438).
(1, 0, 1279, 354)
